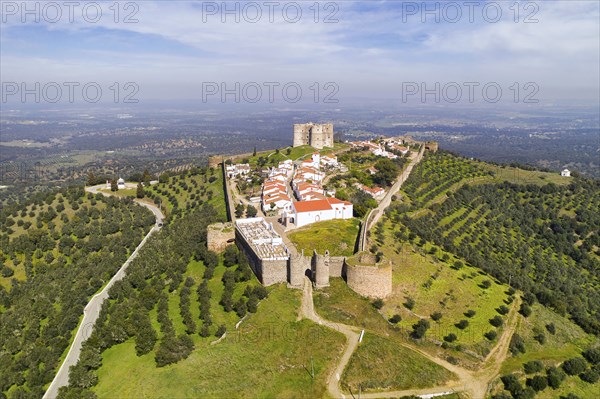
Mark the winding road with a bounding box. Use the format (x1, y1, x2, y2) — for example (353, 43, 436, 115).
(43, 185, 164, 399)
(360, 146, 425, 252)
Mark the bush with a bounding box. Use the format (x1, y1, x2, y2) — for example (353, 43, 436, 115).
(509, 333, 526, 355)
(389, 314, 402, 324)
(455, 320, 469, 330)
(490, 315, 504, 327)
(484, 330, 497, 341)
(519, 303, 532, 317)
(431, 311, 443, 321)
(546, 323, 556, 334)
(372, 298, 384, 309)
(411, 319, 430, 339)
(481, 279, 492, 289)
(546, 366, 566, 389)
(404, 297, 415, 310)
(444, 333, 457, 343)
(582, 347, 600, 364)
(526, 375, 548, 392)
(497, 305, 509, 315)
(464, 309, 476, 318)
(533, 331, 546, 344)
(562, 358, 587, 376)
(579, 368, 599, 384)
(524, 360, 544, 374)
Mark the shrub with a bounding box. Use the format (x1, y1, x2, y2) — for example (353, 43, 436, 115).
(464, 309, 476, 318)
(546, 366, 566, 389)
(546, 323, 556, 334)
(582, 347, 600, 364)
(372, 298, 384, 309)
(526, 375, 548, 392)
(524, 360, 544, 374)
(389, 314, 402, 324)
(509, 333, 526, 355)
(519, 303, 532, 317)
(562, 358, 587, 376)
(533, 331, 546, 344)
(455, 320, 469, 330)
(579, 368, 599, 384)
(444, 333, 457, 343)
(490, 315, 504, 327)
(430, 311, 442, 321)
(404, 297, 415, 310)
(411, 319, 430, 339)
(481, 280, 492, 289)
(484, 330, 497, 341)
(497, 305, 509, 315)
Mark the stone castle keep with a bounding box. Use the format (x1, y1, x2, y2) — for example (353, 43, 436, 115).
(293, 123, 334, 149)
(233, 218, 392, 298)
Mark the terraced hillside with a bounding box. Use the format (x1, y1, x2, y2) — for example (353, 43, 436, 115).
(145, 166, 227, 220)
(0, 187, 155, 398)
(399, 152, 600, 335)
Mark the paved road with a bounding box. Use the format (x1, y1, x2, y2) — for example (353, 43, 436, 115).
(360, 146, 425, 252)
(43, 185, 164, 399)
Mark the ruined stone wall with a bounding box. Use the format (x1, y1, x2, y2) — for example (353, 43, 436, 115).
(425, 141, 439, 152)
(345, 261, 392, 298)
(327, 256, 345, 278)
(207, 222, 235, 253)
(208, 156, 221, 169)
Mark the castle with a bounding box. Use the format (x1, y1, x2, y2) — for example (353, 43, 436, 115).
(293, 123, 334, 149)
(233, 217, 392, 298)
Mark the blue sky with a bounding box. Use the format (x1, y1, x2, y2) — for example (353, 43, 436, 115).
(1, 1, 599, 103)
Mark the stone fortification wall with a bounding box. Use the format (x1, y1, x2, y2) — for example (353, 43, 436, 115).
(207, 222, 234, 253)
(344, 252, 392, 298)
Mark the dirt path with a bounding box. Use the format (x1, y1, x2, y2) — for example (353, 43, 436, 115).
(298, 276, 521, 399)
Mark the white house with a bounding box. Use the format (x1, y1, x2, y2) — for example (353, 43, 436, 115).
(226, 163, 251, 178)
(561, 169, 571, 177)
(117, 177, 125, 189)
(293, 182, 323, 200)
(290, 197, 353, 227)
(320, 155, 338, 167)
(262, 193, 292, 214)
(359, 184, 385, 199)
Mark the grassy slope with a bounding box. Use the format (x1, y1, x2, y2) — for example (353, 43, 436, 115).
(288, 219, 360, 257)
(342, 333, 457, 392)
(491, 304, 599, 399)
(93, 286, 346, 399)
(380, 236, 510, 356)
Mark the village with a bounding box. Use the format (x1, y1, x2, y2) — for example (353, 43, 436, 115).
(206, 123, 427, 294)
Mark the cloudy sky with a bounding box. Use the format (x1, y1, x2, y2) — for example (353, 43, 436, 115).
(1, 1, 599, 105)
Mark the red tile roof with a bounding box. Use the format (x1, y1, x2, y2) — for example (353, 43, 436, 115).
(293, 199, 332, 212)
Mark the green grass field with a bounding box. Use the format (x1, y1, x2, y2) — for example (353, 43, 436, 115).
(288, 219, 360, 257)
(379, 229, 511, 356)
(93, 286, 346, 399)
(500, 304, 595, 374)
(342, 333, 457, 392)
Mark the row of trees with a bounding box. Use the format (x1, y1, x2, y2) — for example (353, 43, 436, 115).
(402, 179, 600, 335)
(0, 186, 154, 398)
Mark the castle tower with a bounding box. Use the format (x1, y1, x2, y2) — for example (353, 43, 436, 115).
(293, 123, 334, 149)
(288, 250, 305, 288)
(313, 250, 330, 288)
